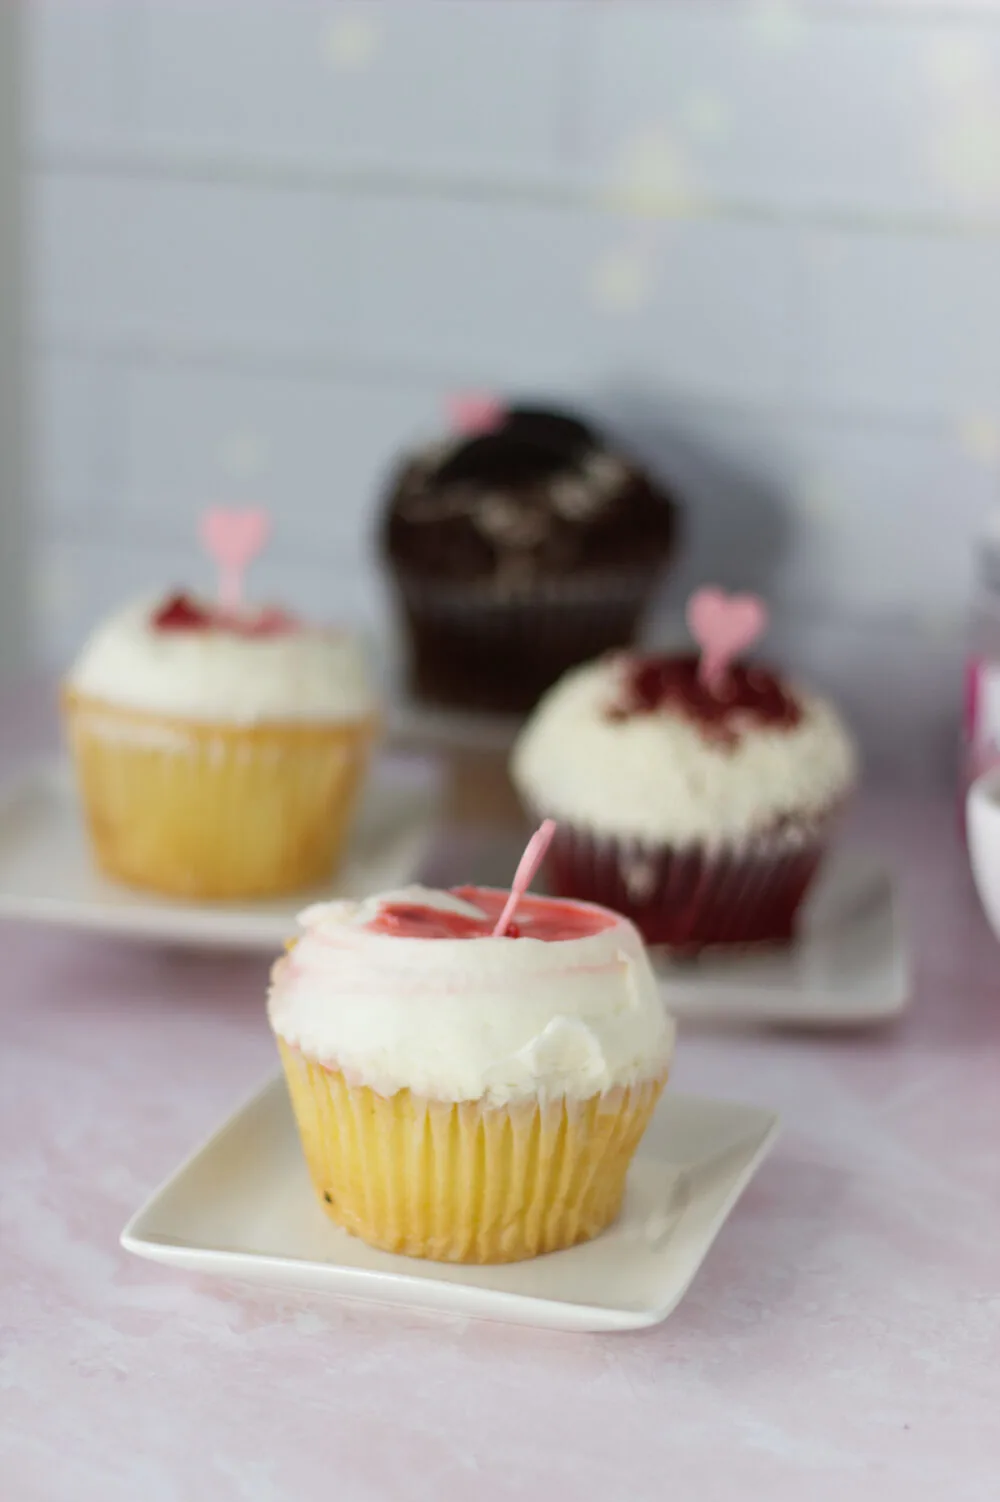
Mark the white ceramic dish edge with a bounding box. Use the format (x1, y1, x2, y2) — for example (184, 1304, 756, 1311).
(121, 1075, 781, 1334)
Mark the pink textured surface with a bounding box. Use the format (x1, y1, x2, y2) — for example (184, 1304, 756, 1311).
(1, 685, 999, 1500)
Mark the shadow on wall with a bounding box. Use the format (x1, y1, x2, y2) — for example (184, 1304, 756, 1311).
(595, 385, 794, 619)
(767, 614, 962, 789)
(514, 385, 960, 784)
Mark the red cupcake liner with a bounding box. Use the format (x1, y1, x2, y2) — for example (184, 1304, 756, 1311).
(542, 820, 831, 954)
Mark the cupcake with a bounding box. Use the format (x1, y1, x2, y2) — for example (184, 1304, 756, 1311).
(380, 401, 679, 714)
(63, 591, 378, 900)
(268, 876, 674, 1263)
(511, 597, 857, 952)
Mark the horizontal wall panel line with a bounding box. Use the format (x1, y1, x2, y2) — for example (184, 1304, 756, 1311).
(35, 333, 994, 440)
(36, 332, 505, 391)
(29, 150, 1000, 240)
(623, 0, 1000, 25)
(678, 0, 1000, 23)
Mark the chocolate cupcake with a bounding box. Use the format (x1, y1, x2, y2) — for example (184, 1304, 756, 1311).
(380, 403, 679, 714)
(510, 639, 858, 954)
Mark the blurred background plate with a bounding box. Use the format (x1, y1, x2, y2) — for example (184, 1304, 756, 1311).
(654, 852, 908, 1027)
(0, 756, 440, 950)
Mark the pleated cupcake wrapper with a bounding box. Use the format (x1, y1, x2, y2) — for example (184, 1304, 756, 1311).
(278, 1040, 666, 1265)
(63, 690, 376, 900)
(392, 569, 661, 714)
(538, 814, 837, 954)
(394, 566, 662, 612)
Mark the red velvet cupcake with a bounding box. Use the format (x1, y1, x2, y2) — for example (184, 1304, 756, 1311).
(510, 600, 857, 953)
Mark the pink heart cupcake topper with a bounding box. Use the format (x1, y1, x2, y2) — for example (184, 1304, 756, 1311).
(493, 819, 557, 937)
(687, 586, 769, 692)
(445, 391, 506, 437)
(198, 507, 270, 611)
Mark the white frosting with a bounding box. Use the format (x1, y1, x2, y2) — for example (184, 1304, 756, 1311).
(511, 655, 857, 845)
(67, 597, 377, 725)
(267, 885, 674, 1105)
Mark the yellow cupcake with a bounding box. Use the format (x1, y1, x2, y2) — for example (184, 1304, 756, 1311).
(63, 594, 378, 900)
(268, 885, 674, 1264)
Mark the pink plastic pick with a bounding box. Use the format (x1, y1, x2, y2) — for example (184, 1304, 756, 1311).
(492, 819, 557, 937)
(445, 392, 506, 436)
(198, 507, 270, 611)
(687, 586, 768, 693)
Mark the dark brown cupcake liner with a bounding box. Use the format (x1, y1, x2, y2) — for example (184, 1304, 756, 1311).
(391, 568, 660, 715)
(539, 816, 835, 954)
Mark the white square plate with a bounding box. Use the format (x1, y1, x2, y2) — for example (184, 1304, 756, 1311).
(121, 1075, 779, 1333)
(653, 852, 909, 1026)
(0, 758, 438, 950)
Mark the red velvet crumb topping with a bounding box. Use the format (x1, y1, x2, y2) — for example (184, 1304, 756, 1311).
(151, 592, 298, 637)
(608, 652, 801, 741)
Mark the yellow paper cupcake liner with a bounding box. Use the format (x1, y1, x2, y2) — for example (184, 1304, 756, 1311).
(63, 690, 376, 900)
(278, 1039, 666, 1264)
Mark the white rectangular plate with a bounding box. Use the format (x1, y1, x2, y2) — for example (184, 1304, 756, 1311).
(121, 1076, 779, 1333)
(0, 758, 438, 950)
(654, 852, 909, 1026)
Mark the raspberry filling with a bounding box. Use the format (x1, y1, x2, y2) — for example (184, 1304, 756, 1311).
(367, 887, 614, 941)
(152, 591, 298, 637)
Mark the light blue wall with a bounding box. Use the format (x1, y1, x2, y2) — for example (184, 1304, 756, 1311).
(28, 0, 1000, 779)
(1, 1, 29, 683)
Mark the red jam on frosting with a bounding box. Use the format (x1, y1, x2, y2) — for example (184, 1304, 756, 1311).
(608, 652, 801, 739)
(368, 887, 615, 941)
(152, 592, 298, 637)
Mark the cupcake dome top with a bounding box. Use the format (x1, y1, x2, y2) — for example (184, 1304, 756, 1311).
(381, 404, 678, 591)
(511, 651, 858, 845)
(67, 593, 376, 725)
(267, 884, 674, 1104)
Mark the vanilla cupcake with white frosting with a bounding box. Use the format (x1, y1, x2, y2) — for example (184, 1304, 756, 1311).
(63, 591, 378, 899)
(269, 880, 673, 1263)
(512, 649, 857, 951)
